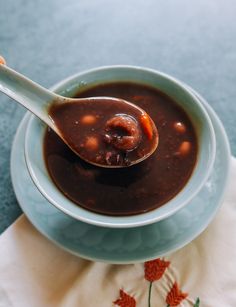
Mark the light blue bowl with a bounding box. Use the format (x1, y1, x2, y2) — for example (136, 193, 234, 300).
(24, 66, 216, 228)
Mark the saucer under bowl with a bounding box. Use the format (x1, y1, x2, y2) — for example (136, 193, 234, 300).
(10, 84, 230, 263)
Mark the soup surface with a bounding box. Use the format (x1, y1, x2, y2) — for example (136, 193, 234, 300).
(44, 82, 198, 216)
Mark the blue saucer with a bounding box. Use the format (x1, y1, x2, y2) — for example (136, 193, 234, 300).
(10, 88, 230, 263)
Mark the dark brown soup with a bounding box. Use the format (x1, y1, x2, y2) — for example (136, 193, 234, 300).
(44, 82, 198, 216)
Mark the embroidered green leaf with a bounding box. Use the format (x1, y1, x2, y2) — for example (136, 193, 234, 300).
(194, 297, 200, 306)
(148, 282, 153, 307)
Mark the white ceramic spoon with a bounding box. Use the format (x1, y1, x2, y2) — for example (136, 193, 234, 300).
(0, 63, 158, 167)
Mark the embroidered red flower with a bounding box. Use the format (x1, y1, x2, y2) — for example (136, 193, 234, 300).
(166, 282, 188, 306)
(145, 258, 170, 282)
(113, 289, 136, 307)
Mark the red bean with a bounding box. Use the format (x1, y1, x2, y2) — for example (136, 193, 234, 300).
(173, 122, 186, 133)
(81, 114, 97, 125)
(85, 136, 99, 151)
(178, 141, 191, 155)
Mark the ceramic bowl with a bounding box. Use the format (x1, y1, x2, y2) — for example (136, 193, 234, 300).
(24, 66, 216, 228)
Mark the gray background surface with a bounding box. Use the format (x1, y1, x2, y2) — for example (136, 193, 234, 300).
(0, 0, 235, 233)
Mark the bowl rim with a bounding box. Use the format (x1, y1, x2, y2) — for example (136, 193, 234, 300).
(24, 65, 216, 228)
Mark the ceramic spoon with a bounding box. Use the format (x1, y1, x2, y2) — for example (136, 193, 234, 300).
(0, 63, 158, 167)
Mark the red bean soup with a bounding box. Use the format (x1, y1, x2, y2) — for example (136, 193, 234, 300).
(44, 82, 198, 216)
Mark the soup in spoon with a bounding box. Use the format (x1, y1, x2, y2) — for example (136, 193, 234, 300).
(48, 97, 158, 167)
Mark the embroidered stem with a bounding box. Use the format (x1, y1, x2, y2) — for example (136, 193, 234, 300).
(148, 282, 153, 307)
(194, 297, 200, 306)
(166, 305, 170, 307)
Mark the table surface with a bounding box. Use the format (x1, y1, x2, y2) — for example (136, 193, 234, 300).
(0, 0, 236, 233)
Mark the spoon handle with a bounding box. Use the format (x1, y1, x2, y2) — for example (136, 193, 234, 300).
(0, 64, 57, 128)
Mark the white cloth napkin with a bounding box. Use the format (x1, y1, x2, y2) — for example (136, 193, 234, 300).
(0, 158, 236, 307)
